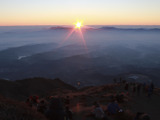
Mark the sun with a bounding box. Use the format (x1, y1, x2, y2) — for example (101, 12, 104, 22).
(60, 20, 87, 49)
(75, 21, 83, 29)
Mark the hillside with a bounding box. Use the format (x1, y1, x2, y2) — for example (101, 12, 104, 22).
(0, 77, 76, 100)
(1, 43, 160, 87)
(0, 95, 47, 120)
(0, 78, 160, 120)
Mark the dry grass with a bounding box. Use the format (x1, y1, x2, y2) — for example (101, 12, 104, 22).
(0, 96, 47, 120)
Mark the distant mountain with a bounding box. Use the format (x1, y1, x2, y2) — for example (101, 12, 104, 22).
(1, 44, 160, 87)
(1, 26, 160, 87)
(49, 26, 98, 31)
(100, 26, 160, 32)
(49, 26, 160, 31)
(49, 26, 72, 30)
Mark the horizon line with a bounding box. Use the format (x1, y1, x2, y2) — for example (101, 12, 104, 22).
(0, 24, 160, 27)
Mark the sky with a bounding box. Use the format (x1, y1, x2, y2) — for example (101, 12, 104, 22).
(0, 0, 160, 26)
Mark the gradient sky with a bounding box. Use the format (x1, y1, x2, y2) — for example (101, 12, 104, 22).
(0, 0, 160, 26)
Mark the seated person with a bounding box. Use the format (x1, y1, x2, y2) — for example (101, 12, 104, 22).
(107, 96, 120, 115)
(134, 112, 150, 120)
(92, 102, 108, 120)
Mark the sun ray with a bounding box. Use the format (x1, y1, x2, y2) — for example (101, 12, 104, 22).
(57, 28, 75, 48)
(58, 20, 87, 50)
(78, 29, 87, 49)
(65, 28, 76, 40)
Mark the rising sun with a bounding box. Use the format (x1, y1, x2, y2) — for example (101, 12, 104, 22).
(75, 21, 83, 29)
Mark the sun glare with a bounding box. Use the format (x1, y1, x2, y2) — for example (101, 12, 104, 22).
(57, 20, 87, 50)
(75, 21, 83, 29)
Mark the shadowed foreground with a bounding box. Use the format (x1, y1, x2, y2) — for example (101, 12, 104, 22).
(0, 78, 160, 120)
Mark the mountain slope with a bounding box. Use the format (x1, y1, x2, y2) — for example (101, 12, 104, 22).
(0, 78, 76, 100)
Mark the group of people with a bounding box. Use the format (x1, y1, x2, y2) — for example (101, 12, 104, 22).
(25, 95, 73, 120)
(25, 94, 123, 120)
(86, 95, 124, 120)
(124, 81, 154, 98)
(24, 80, 154, 120)
(87, 95, 151, 120)
(113, 77, 155, 97)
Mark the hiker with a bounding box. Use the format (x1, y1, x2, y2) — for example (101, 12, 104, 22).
(132, 84, 136, 95)
(140, 114, 151, 120)
(37, 100, 47, 114)
(137, 84, 141, 96)
(64, 96, 70, 106)
(143, 83, 146, 93)
(150, 82, 154, 94)
(134, 112, 151, 120)
(107, 96, 120, 116)
(45, 98, 65, 120)
(147, 86, 152, 98)
(119, 77, 122, 83)
(65, 106, 73, 120)
(77, 81, 81, 89)
(124, 82, 129, 92)
(92, 102, 108, 120)
(31, 95, 39, 106)
(116, 94, 124, 103)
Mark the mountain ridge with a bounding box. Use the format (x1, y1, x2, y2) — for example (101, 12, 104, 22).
(0, 77, 76, 100)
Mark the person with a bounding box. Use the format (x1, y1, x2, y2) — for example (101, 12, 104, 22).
(147, 86, 152, 98)
(107, 96, 120, 115)
(65, 106, 73, 120)
(64, 96, 70, 106)
(116, 94, 124, 103)
(150, 82, 154, 94)
(134, 112, 151, 120)
(31, 95, 39, 107)
(124, 83, 129, 92)
(140, 114, 151, 120)
(45, 98, 65, 120)
(92, 102, 107, 120)
(137, 84, 141, 96)
(37, 100, 47, 114)
(132, 84, 136, 95)
(143, 83, 146, 93)
(77, 81, 81, 89)
(119, 77, 122, 83)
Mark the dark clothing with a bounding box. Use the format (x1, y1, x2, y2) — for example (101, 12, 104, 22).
(46, 109, 65, 120)
(37, 104, 46, 114)
(116, 94, 124, 103)
(107, 102, 120, 115)
(134, 112, 150, 120)
(125, 83, 129, 91)
(45, 98, 65, 120)
(137, 84, 141, 95)
(65, 109, 73, 120)
(65, 98, 70, 105)
(133, 86, 136, 93)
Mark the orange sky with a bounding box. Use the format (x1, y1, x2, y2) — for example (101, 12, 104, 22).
(0, 0, 160, 26)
